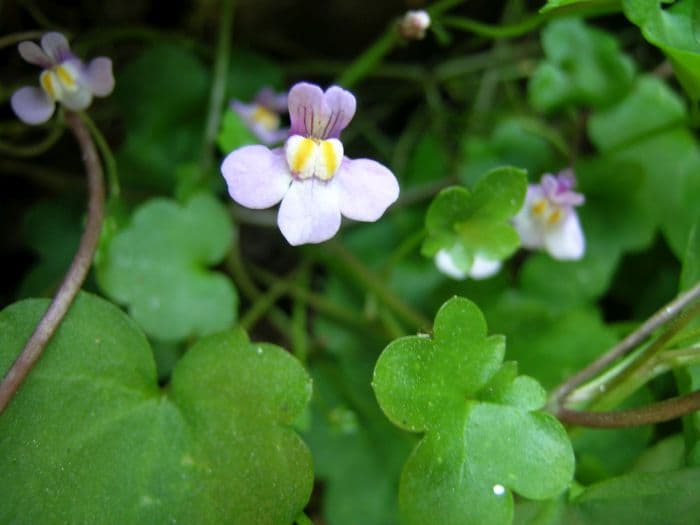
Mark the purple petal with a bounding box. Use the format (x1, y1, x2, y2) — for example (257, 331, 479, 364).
(18, 41, 51, 67)
(544, 212, 585, 260)
(84, 57, 115, 97)
(40, 32, 72, 63)
(10, 86, 55, 125)
(278, 179, 341, 245)
(255, 87, 288, 113)
(221, 145, 292, 208)
(322, 86, 356, 138)
(334, 158, 399, 221)
(288, 82, 356, 139)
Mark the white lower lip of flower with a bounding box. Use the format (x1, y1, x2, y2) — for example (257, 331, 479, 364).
(40, 63, 80, 101)
(285, 135, 344, 181)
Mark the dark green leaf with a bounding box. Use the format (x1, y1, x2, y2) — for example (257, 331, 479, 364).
(0, 293, 313, 524)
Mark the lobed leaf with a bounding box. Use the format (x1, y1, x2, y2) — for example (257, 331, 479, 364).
(97, 192, 238, 342)
(0, 293, 313, 524)
(373, 296, 574, 525)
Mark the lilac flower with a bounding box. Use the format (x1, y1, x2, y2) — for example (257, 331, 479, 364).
(10, 32, 114, 125)
(434, 247, 502, 281)
(231, 87, 289, 145)
(398, 10, 431, 40)
(221, 82, 400, 246)
(513, 170, 585, 260)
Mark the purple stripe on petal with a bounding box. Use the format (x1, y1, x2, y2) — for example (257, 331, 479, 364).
(10, 86, 55, 125)
(288, 82, 325, 137)
(221, 145, 292, 209)
(278, 179, 341, 245)
(335, 158, 399, 222)
(40, 32, 72, 63)
(287, 82, 356, 139)
(84, 57, 115, 97)
(323, 86, 356, 139)
(18, 41, 51, 67)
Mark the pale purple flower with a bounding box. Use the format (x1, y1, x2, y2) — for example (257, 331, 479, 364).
(230, 87, 289, 145)
(435, 248, 502, 281)
(513, 170, 585, 260)
(10, 32, 114, 125)
(398, 10, 431, 40)
(221, 82, 400, 246)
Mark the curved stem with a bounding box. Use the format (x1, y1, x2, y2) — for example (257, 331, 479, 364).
(0, 119, 65, 157)
(558, 390, 700, 428)
(200, 0, 234, 174)
(549, 280, 700, 411)
(80, 112, 120, 199)
(0, 111, 105, 415)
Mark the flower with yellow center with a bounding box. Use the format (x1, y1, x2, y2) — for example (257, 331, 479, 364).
(221, 82, 400, 246)
(513, 170, 585, 260)
(11, 32, 114, 125)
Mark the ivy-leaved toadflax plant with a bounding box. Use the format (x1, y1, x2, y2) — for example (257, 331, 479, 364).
(221, 82, 400, 246)
(11, 32, 114, 125)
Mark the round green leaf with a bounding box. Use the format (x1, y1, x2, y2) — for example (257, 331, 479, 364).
(0, 293, 312, 524)
(97, 192, 238, 342)
(373, 297, 574, 525)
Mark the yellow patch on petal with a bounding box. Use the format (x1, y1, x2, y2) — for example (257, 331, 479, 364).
(547, 208, 562, 225)
(55, 64, 78, 92)
(286, 136, 316, 178)
(250, 105, 280, 131)
(531, 199, 547, 216)
(285, 136, 344, 181)
(40, 70, 60, 100)
(317, 139, 343, 181)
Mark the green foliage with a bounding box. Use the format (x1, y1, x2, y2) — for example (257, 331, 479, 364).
(373, 297, 574, 525)
(115, 44, 282, 192)
(540, 0, 615, 12)
(0, 293, 313, 524)
(217, 110, 258, 154)
(97, 192, 238, 342)
(459, 118, 558, 186)
(18, 199, 83, 298)
(623, 0, 700, 103)
(529, 19, 635, 112)
(589, 75, 700, 257)
(422, 167, 527, 276)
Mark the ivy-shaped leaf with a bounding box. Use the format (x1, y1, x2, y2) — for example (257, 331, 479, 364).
(0, 293, 312, 524)
(588, 76, 700, 257)
(372, 297, 574, 525)
(97, 192, 238, 342)
(422, 167, 527, 276)
(623, 0, 700, 103)
(528, 19, 635, 112)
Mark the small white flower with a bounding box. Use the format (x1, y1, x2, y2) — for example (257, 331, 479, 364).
(513, 170, 585, 260)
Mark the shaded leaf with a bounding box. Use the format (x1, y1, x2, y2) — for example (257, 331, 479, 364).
(0, 293, 313, 524)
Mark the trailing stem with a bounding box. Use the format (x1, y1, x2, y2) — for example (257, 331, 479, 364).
(0, 111, 105, 415)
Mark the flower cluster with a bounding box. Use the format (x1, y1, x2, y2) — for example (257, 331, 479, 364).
(221, 82, 400, 246)
(513, 170, 585, 260)
(11, 32, 114, 125)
